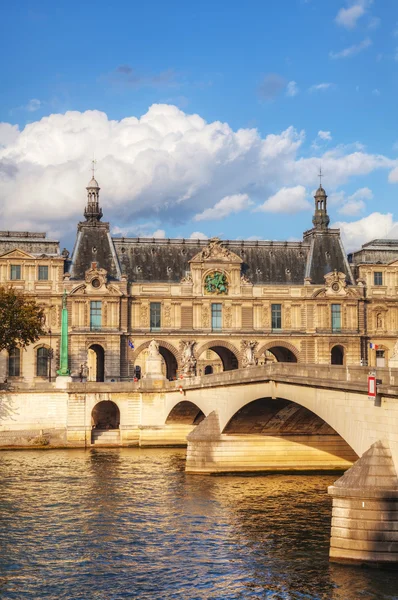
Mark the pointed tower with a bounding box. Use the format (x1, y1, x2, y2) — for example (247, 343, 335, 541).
(69, 171, 121, 281)
(312, 184, 330, 231)
(303, 173, 354, 285)
(84, 176, 103, 223)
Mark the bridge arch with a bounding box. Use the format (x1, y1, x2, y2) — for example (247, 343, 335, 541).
(130, 340, 180, 379)
(166, 401, 205, 425)
(195, 340, 241, 370)
(256, 340, 300, 363)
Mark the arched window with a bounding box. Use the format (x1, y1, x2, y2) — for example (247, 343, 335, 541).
(37, 347, 49, 377)
(8, 348, 21, 377)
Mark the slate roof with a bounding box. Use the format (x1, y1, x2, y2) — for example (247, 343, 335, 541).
(111, 230, 354, 286)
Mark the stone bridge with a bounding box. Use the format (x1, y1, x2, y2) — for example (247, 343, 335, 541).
(1, 362, 398, 566)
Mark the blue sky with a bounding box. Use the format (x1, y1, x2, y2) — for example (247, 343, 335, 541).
(0, 0, 397, 251)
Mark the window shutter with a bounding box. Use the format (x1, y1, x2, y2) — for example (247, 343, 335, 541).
(242, 306, 253, 328)
(181, 306, 193, 328)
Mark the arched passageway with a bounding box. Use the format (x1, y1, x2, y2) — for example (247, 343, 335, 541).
(134, 343, 179, 380)
(198, 345, 238, 371)
(88, 344, 105, 381)
(91, 401, 120, 429)
(265, 347, 297, 363)
(331, 345, 344, 365)
(166, 401, 205, 425)
(204, 365, 213, 375)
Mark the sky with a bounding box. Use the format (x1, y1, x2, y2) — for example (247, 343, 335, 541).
(0, 0, 397, 252)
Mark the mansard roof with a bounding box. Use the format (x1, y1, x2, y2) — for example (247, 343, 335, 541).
(111, 232, 354, 286)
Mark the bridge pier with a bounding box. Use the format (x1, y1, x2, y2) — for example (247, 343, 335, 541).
(329, 440, 398, 567)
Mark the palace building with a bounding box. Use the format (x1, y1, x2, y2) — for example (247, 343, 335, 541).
(1, 176, 397, 383)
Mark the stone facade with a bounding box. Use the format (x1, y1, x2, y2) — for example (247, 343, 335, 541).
(1, 178, 397, 381)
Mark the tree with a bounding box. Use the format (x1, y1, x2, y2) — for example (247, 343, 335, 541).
(0, 286, 45, 352)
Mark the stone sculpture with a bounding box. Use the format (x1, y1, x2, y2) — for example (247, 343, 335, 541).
(180, 340, 197, 377)
(241, 340, 258, 368)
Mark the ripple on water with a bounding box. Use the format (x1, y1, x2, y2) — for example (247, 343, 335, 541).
(0, 448, 397, 600)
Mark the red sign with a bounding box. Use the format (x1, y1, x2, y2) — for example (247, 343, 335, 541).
(368, 375, 376, 399)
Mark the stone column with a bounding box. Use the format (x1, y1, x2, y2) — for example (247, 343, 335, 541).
(328, 440, 398, 566)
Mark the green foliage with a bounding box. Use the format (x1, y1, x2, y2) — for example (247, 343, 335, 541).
(0, 286, 45, 353)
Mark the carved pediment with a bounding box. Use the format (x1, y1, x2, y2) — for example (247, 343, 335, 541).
(0, 248, 35, 259)
(190, 238, 242, 264)
(323, 270, 347, 296)
(85, 262, 108, 288)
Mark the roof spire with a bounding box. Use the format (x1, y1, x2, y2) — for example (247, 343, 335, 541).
(312, 168, 330, 231)
(84, 161, 102, 223)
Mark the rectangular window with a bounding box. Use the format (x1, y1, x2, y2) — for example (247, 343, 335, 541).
(211, 303, 222, 331)
(10, 265, 21, 280)
(150, 302, 161, 331)
(8, 348, 20, 377)
(374, 272, 383, 286)
(376, 350, 385, 367)
(271, 304, 282, 330)
(90, 301, 102, 330)
(38, 265, 49, 281)
(331, 304, 341, 332)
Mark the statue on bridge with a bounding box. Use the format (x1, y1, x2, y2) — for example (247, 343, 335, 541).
(241, 340, 258, 368)
(180, 340, 197, 377)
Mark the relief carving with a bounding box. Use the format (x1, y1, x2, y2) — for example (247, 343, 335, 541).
(202, 305, 210, 328)
(140, 304, 149, 327)
(224, 305, 232, 328)
(164, 305, 172, 328)
(180, 340, 197, 377)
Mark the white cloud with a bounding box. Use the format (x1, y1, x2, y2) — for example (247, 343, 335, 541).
(335, 3, 366, 29)
(0, 104, 396, 235)
(333, 212, 395, 252)
(286, 81, 299, 97)
(256, 186, 311, 213)
(338, 199, 366, 216)
(194, 193, 252, 221)
(25, 99, 42, 112)
(309, 83, 333, 92)
(329, 37, 372, 59)
(333, 186, 373, 216)
(318, 130, 332, 141)
(189, 231, 208, 240)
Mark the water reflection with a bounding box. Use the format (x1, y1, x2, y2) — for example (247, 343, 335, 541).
(0, 449, 397, 599)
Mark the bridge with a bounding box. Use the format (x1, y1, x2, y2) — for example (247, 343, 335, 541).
(1, 362, 398, 566)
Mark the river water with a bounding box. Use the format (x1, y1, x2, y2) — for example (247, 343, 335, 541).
(0, 449, 397, 600)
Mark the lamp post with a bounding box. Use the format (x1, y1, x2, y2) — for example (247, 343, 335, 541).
(48, 328, 53, 382)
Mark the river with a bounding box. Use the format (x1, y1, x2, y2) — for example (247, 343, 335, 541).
(0, 448, 397, 599)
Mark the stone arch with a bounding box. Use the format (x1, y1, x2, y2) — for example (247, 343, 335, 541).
(91, 400, 120, 429)
(331, 344, 345, 365)
(195, 339, 241, 369)
(256, 340, 300, 363)
(166, 401, 205, 425)
(130, 339, 180, 379)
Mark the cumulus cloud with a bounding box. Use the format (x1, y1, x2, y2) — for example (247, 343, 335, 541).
(256, 186, 311, 213)
(189, 231, 208, 240)
(329, 37, 372, 59)
(318, 130, 332, 141)
(331, 186, 373, 216)
(333, 212, 395, 252)
(194, 193, 252, 221)
(335, 3, 366, 29)
(286, 81, 299, 97)
(0, 104, 396, 236)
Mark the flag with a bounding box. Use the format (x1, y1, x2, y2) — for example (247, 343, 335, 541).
(369, 343, 379, 350)
(128, 339, 134, 349)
